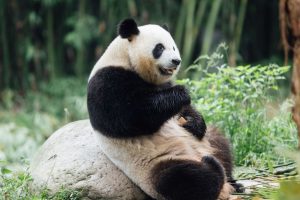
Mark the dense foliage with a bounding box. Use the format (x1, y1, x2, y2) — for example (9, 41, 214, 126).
(181, 65, 295, 167)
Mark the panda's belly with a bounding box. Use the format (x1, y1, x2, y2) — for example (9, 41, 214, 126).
(95, 116, 214, 198)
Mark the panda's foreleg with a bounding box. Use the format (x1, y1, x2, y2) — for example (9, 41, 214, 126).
(178, 105, 207, 139)
(151, 156, 225, 200)
(136, 85, 191, 126)
(144, 85, 191, 114)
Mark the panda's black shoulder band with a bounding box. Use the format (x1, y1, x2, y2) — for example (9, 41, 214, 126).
(118, 18, 140, 39)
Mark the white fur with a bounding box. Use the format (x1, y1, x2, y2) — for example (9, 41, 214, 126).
(89, 37, 130, 80)
(129, 25, 181, 71)
(89, 24, 181, 84)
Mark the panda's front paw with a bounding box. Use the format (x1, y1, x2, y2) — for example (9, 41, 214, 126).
(182, 118, 206, 139)
(172, 85, 191, 106)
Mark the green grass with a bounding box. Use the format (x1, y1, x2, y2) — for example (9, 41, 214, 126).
(0, 165, 82, 200)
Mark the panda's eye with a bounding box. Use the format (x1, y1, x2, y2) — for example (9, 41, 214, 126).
(153, 43, 165, 59)
(156, 43, 164, 50)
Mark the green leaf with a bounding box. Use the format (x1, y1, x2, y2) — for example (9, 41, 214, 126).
(1, 167, 12, 174)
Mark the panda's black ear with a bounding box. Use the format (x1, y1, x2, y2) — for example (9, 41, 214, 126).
(161, 24, 169, 32)
(118, 18, 139, 40)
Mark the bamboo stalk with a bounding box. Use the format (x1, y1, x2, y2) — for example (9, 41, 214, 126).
(235, 0, 248, 55)
(228, 1, 237, 67)
(200, 0, 222, 56)
(196, 0, 222, 79)
(175, 0, 187, 51)
(181, 0, 196, 69)
(228, 0, 247, 66)
(127, 0, 137, 17)
(184, 0, 208, 78)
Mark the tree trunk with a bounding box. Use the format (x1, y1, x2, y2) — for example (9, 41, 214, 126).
(292, 40, 300, 149)
(288, 0, 300, 149)
(281, 0, 300, 148)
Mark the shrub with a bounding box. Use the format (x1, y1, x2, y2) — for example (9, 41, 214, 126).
(179, 46, 297, 167)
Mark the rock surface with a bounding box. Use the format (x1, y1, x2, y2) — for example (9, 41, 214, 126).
(30, 120, 147, 200)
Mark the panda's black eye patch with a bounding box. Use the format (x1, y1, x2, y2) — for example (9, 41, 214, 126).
(153, 43, 165, 59)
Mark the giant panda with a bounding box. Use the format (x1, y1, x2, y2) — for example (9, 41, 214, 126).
(87, 18, 240, 200)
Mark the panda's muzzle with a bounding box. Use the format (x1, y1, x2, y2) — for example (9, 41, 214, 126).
(159, 65, 177, 76)
(159, 59, 181, 76)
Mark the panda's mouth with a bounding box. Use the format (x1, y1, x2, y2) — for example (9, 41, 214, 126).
(158, 66, 175, 76)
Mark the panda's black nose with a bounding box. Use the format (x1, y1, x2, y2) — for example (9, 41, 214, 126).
(172, 59, 181, 66)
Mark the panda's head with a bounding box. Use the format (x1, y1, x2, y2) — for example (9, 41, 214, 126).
(118, 19, 181, 84)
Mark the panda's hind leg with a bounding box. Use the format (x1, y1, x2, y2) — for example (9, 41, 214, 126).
(152, 156, 225, 200)
(206, 126, 244, 193)
(227, 179, 244, 193)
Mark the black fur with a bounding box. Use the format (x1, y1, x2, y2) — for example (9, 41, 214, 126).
(180, 105, 207, 139)
(155, 82, 207, 139)
(152, 43, 165, 59)
(161, 24, 169, 32)
(228, 179, 245, 193)
(206, 127, 232, 180)
(87, 67, 191, 138)
(152, 156, 225, 200)
(206, 127, 244, 193)
(144, 196, 156, 200)
(118, 18, 139, 39)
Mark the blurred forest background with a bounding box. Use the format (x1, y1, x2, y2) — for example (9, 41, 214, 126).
(1, 0, 300, 199)
(0, 0, 284, 91)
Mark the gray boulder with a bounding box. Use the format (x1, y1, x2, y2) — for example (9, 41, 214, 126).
(30, 120, 147, 200)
